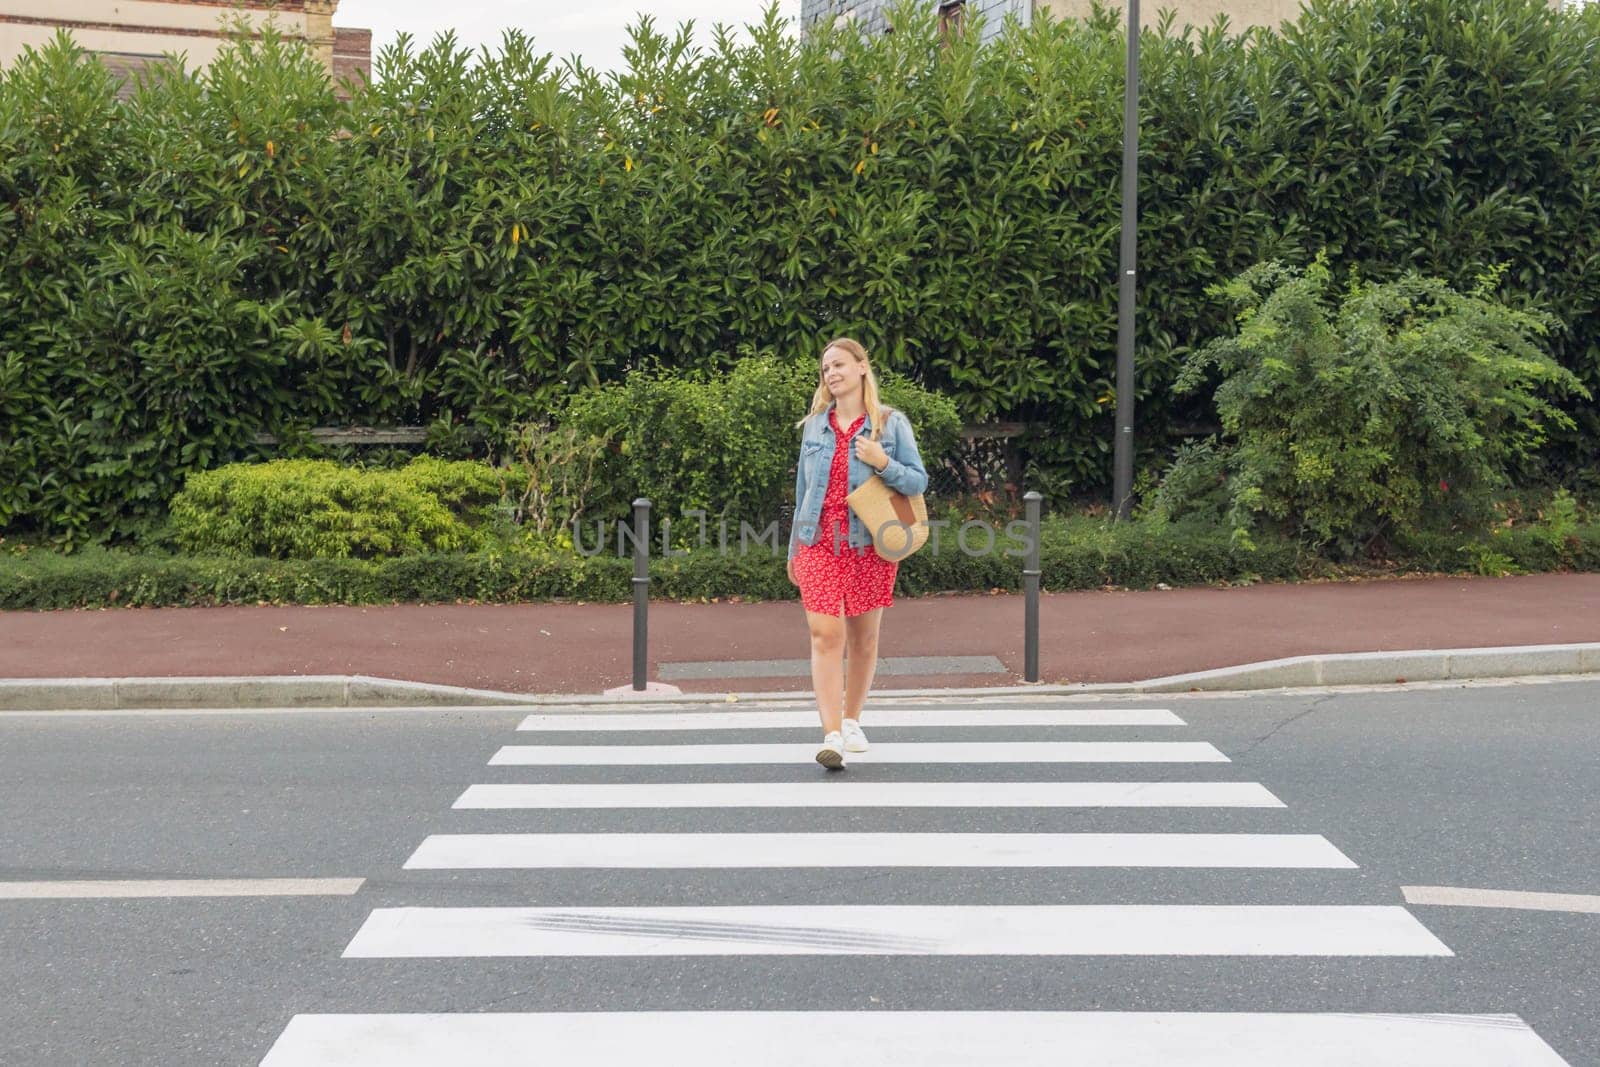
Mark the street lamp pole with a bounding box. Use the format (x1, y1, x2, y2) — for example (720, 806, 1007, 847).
(1112, 0, 1140, 519)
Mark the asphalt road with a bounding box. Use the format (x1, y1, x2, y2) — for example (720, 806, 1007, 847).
(1, 680, 1596, 1065)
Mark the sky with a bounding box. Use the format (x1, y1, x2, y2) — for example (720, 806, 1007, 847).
(334, 1, 805, 74)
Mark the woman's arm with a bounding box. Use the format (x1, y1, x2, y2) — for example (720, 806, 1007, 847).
(877, 412, 929, 496)
(787, 433, 807, 561)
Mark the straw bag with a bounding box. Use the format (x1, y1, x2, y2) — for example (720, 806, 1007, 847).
(847, 474, 929, 562)
(844, 406, 929, 563)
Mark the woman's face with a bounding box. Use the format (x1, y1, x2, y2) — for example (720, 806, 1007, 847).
(821, 346, 866, 399)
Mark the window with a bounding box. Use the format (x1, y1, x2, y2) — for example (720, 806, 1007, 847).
(939, 1, 966, 38)
(93, 52, 166, 100)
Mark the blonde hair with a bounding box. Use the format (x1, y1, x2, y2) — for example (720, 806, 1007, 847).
(793, 336, 890, 441)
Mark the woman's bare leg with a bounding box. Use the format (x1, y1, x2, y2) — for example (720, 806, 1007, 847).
(843, 607, 884, 721)
(806, 608, 847, 735)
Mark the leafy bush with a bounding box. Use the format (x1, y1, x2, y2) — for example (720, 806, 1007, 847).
(168, 457, 506, 559)
(559, 353, 963, 545)
(1155, 258, 1587, 556)
(498, 421, 612, 544)
(1396, 489, 1600, 574)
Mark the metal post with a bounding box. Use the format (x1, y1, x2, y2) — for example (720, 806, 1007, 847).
(1023, 491, 1042, 683)
(631, 497, 650, 691)
(1113, 0, 1140, 520)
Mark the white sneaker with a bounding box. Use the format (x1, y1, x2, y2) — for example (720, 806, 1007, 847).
(816, 732, 846, 769)
(841, 718, 869, 753)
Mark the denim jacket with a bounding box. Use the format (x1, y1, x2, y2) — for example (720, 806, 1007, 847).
(787, 402, 929, 561)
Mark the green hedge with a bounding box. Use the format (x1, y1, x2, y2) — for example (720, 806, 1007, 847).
(4, 0, 1600, 546)
(13, 514, 1600, 611)
(9, 510, 1597, 610)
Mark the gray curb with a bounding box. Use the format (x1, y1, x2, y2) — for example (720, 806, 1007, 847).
(2, 643, 1598, 710)
(0, 675, 531, 711)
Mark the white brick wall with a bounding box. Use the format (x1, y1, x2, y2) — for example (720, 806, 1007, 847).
(801, 0, 1033, 42)
(966, 0, 1033, 40)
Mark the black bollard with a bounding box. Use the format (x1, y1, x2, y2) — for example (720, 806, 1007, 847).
(1023, 491, 1042, 683)
(631, 497, 650, 691)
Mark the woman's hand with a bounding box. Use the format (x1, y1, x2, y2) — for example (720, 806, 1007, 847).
(854, 436, 888, 472)
(787, 556, 799, 587)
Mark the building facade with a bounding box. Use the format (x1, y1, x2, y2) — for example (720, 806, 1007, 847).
(804, 0, 1586, 37)
(1034, 0, 1299, 30)
(803, 0, 1034, 43)
(0, 1, 370, 85)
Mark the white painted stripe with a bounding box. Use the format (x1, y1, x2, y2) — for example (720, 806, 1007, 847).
(455, 781, 1285, 810)
(489, 741, 1227, 766)
(0, 878, 364, 899)
(341, 905, 1452, 958)
(1403, 885, 1600, 914)
(515, 708, 1183, 731)
(404, 832, 1356, 870)
(261, 1012, 1572, 1067)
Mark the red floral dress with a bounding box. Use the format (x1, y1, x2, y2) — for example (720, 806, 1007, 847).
(793, 408, 899, 617)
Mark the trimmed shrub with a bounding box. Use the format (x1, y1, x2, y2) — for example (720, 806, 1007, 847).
(167, 457, 506, 559)
(390, 455, 508, 524)
(0, 515, 1317, 610)
(6, 503, 1597, 611)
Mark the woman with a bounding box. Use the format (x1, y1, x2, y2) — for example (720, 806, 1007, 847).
(786, 337, 928, 769)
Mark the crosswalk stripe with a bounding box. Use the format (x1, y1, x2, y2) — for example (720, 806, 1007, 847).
(340, 904, 1452, 958)
(454, 781, 1285, 809)
(402, 832, 1357, 870)
(261, 1012, 1572, 1067)
(515, 708, 1184, 731)
(488, 740, 1228, 765)
(1403, 885, 1600, 914)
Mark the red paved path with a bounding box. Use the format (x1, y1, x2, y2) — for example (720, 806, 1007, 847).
(3, 573, 1596, 695)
